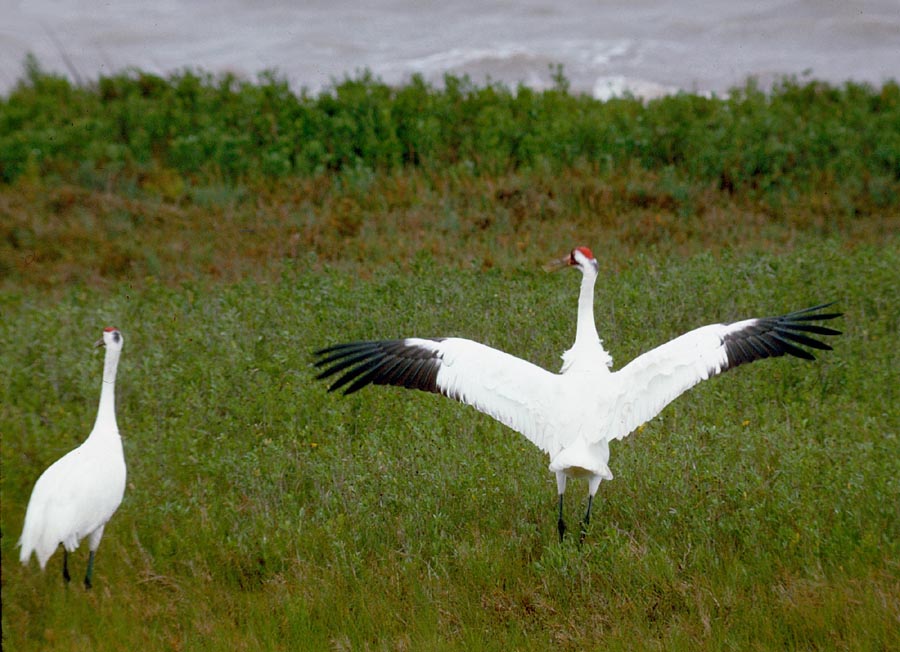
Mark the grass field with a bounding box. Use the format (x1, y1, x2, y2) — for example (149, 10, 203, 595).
(1, 66, 899, 650)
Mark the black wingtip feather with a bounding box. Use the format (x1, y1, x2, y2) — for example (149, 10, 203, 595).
(313, 338, 445, 396)
(775, 328, 835, 351)
(722, 302, 841, 371)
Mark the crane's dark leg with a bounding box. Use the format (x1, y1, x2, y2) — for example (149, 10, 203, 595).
(84, 550, 96, 589)
(580, 476, 602, 545)
(62, 550, 71, 583)
(557, 494, 567, 542)
(579, 495, 594, 545)
(555, 472, 569, 542)
(83, 525, 105, 589)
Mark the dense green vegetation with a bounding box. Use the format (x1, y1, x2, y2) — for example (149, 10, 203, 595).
(2, 55, 899, 205)
(1, 62, 898, 650)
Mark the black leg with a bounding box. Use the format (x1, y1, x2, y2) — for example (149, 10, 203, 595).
(62, 550, 71, 583)
(579, 495, 594, 545)
(84, 550, 95, 589)
(557, 494, 567, 542)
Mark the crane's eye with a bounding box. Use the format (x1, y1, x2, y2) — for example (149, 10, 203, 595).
(112, 331, 121, 343)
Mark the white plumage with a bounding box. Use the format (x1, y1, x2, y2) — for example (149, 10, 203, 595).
(19, 327, 127, 588)
(315, 247, 841, 541)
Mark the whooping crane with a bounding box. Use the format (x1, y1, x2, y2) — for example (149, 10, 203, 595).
(19, 327, 127, 588)
(314, 248, 841, 541)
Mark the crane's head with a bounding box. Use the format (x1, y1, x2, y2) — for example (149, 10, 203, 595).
(544, 246, 599, 275)
(95, 327, 123, 350)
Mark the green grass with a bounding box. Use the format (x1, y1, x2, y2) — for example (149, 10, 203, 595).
(2, 239, 898, 650)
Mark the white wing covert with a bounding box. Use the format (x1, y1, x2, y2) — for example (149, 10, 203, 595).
(602, 324, 729, 442)
(599, 303, 842, 442)
(314, 337, 561, 453)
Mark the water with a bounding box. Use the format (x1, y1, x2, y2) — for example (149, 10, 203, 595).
(1, 0, 897, 98)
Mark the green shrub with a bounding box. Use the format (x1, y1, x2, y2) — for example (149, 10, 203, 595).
(2, 58, 897, 215)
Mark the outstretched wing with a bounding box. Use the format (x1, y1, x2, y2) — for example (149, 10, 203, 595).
(314, 337, 562, 453)
(599, 303, 842, 442)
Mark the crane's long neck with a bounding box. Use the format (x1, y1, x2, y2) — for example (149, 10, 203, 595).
(561, 265, 612, 373)
(92, 346, 121, 436)
(574, 268, 599, 345)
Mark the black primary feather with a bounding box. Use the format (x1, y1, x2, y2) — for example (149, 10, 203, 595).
(722, 302, 842, 371)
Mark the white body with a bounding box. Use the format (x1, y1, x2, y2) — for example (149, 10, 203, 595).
(19, 329, 127, 570)
(418, 255, 735, 493)
(425, 321, 732, 491)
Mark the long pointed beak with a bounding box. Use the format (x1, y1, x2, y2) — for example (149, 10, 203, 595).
(542, 255, 571, 272)
(95, 338, 106, 348)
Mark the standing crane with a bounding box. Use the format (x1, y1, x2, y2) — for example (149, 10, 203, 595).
(314, 248, 841, 541)
(19, 327, 128, 588)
